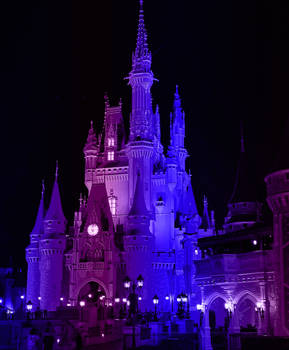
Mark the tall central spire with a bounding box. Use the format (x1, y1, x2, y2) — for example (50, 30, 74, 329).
(129, 0, 154, 141)
(132, 0, 151, 73)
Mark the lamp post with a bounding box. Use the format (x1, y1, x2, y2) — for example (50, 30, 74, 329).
(26, 301, 32, 320)
(255, 302, 265, 319)
(153, 295, 159, 321)
(123, 275, 144, 349)
(79, 300, 85, 322)
(177, 293, 187, 318)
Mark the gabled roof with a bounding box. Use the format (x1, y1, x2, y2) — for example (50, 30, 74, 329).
(84, 183, 114, 233)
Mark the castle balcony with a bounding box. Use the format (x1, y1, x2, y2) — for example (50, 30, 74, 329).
(75, 262, 105, 271)
(194, 250, 274, 283)
(265, 169, 289, 196)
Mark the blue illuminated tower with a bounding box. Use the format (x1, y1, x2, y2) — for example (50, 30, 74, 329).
(39, 164, 67, 311)
(26, 181, 44, 310)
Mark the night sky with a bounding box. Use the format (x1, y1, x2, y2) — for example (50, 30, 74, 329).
(0, 0, 288, 268)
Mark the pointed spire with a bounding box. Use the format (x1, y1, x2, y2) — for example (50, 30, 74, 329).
(129, 171, 149, 217)
(84, 121, 98, 152)
(131, 0, 152, 73)
(229, 123, 255, 203)
(240, 120, 245, 153)
(44, 163, 66, 234)
(31, 180, 45, 235)
(174, 85, 181, 109)
(200, 195, 211, 229)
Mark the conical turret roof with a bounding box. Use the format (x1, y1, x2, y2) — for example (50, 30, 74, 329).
(129, 172, 149, 217)
(31, 181, 45, 235)
(45, 163, 66, 224)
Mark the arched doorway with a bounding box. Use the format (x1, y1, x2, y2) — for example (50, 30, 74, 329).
(236, 296, 257, 331)
(78, 281, 109, 323)
(208, 297, 228, 350)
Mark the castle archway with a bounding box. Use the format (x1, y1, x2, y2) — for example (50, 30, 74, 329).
(235, 293, 258, 330)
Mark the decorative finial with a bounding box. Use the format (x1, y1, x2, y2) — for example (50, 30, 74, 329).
(41, 179, 45, 198)
(203, 195, 208, 207)
(140, 0, 143, 10)
(240, 121, 245, 153)
(55, 160, 59, 179)
(90, 120, 93, 129)
(119, 98, 122, 106)
(175, 85, 179, 96)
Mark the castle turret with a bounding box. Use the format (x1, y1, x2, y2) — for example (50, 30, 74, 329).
(26, 181, 44, 310)
(84, 121, 98, 192)
(265, 169, 289, 336)
(39, 164, 67, 311)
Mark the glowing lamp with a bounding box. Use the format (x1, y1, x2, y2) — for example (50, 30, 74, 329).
(88, 294, 92, 298)
(256, 301, 262, 309)
(182, 295, 188, 303)
(165, 295, 169, 300)
(79, 300, 85, 307)
(0, 298, 2, 304)
(60, 297, 64, 301)
(38, 296, 41, 301)
(57, 339, 60, 344)
(109, 302, 112, 306)
(137, 274, 144, 288)
(127, 300, 131, 306)
(122, 298, 127, 303)
(253, 240, 258, 246)
(153, 295, 159, 305)
(196, 304, 203, 311)
(177, 295, 182, 303)
(123, 276, 131, 289)
(194, 249, 199, 255)
(101, 333, 105, 338)
(138, 296, 142, 301)
(67, 303, 71, 307)
(115, 298, 120, 303)
(20, 295, 24, 300)
(26, 301, 32, 311)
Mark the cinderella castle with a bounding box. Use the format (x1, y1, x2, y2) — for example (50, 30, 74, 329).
(24, 0, 289, 348)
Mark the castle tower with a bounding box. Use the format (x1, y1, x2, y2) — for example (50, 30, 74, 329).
(265, 169, 289, 336)
(126, 0, 154, 211)
(39, 164, 67, 311)
(170, 85, 187, 171)
(124, 172, 153, 310)
(84, 121, 98, 192)
(26, 181, 45, 310)
(223, 126, 261, 233)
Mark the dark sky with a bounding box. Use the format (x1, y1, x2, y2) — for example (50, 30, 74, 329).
(0, 0, 288, 267)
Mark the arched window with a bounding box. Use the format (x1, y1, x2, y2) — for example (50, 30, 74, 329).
(108, 137, 115, 147)
(108, 151, 114, 161)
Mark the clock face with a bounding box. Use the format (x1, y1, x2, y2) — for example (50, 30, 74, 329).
(87, 224, 99, 236)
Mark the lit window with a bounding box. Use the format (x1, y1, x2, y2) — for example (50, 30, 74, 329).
(108, 138, 115, 147)
(108, 197, 116, 215)
(108, 151, 114, 161)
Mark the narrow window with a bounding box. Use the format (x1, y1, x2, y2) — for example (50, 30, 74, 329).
(108, 196, 117, 215)
(108, 138, 115, 147)
(108, 151, 114, 161)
